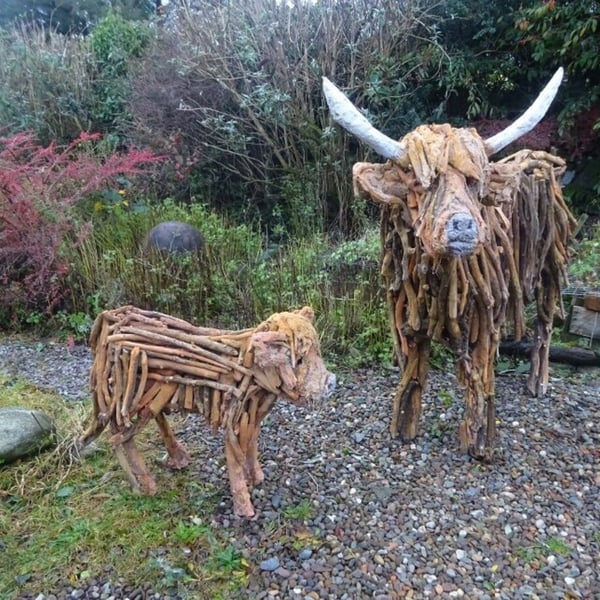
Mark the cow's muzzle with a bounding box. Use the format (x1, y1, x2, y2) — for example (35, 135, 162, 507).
(446, 213, 479, 256)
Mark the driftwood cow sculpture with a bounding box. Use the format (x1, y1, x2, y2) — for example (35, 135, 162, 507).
(323, 68, 575, 459)
(78, 305, 335, 517)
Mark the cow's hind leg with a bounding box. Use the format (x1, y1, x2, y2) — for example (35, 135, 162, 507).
(527, 283, 557, 397)
(155, 412, 191, 470)
(391, 336, 431, 440)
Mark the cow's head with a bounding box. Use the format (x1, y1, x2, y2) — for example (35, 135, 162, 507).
(323, 69, 563, 258)
(250, 307, 336, 405)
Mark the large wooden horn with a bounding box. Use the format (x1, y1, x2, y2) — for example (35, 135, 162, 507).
(322, 77, 407, 162)
(484, 67, 564, 155)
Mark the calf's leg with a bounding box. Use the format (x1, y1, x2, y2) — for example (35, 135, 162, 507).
(225, 432, 255, 518)
(245, 423, 264, 486)
(113, 437, 158, 495)
(154, 412, 191, 469)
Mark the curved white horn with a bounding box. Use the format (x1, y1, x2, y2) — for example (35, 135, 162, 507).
(484, 67, 564, 155)
(322, 77, 406, 161)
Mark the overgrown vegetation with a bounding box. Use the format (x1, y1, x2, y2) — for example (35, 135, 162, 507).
(0, 374, 246, 599)
(0, 0, 598, 357)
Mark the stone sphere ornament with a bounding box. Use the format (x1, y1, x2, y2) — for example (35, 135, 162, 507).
(143, 221, 204, 256)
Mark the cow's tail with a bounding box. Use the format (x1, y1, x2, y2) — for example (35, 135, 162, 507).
(77, 311, 112, 449)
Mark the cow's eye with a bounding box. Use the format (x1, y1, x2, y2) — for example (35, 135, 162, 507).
(465, 176, 476, 187)
(296, 357, 304, 367)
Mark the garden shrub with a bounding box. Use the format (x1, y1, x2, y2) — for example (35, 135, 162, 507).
(0, 131, 159, 326)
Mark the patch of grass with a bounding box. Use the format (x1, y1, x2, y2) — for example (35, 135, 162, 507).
(513, 536, 573, 566)
(283, 499, 315, 521)
(0, 374, 243, 598)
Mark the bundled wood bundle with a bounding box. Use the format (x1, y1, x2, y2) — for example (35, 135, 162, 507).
(79, 305, 335, 517)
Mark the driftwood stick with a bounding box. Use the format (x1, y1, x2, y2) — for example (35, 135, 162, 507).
(146, 373, 242, 397)
(106, 337, 250, 375)
(210, 389, 221, 433)
(117, 324, 240, 356)
(145, 357, 221, 379)
(149, 383, 178, 416)
(129, 351, 148, 414)
(122, 346, 141, 416)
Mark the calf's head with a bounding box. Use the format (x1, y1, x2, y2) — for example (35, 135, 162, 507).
(250, 306, 336, 405)
(323, 69, 563, 258)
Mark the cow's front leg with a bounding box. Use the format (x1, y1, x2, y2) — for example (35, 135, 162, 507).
(390, 335, 431, 440)
(155, 412, 191, 469)
(458, 336, 497, 460)
(225, 433, 255, 518)
(527, 315, 553, 397)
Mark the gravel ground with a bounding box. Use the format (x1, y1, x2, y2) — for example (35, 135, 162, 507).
(0, 339, 598, 600)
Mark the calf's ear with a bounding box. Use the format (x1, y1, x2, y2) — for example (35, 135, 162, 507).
(295, 306, 315, 322)
(251, 331, 289, 367)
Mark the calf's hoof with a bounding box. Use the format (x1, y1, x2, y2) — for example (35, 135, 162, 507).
(166, 449, 191, 470)
(233, 503, 256, 519)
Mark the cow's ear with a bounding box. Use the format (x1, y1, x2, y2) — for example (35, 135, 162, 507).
(250, 331, 297, 390)
(352, 162, 408, 205)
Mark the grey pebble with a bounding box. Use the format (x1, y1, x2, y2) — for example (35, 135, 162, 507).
(260, 556, 281, 571)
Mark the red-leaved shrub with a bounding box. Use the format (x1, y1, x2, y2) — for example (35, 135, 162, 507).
(0, 131, 159, 319)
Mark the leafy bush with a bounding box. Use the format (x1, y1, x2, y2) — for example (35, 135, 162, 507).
(0, 25, 95, 143)
(68, 200, 389, 364)
(125, 0, 442, 235)
(0, 131, 159, 324)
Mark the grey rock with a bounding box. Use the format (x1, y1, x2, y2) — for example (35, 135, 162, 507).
(143, 221, 204, 256)
(260, 556, 281, 571)
(0, 406, 55, 463)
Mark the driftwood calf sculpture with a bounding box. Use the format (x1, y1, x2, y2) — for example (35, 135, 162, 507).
(323, 69, 575, 458)
(79, 305, 335, 517)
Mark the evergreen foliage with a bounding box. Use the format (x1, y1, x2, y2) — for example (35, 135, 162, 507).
(0, 0, 156, 34)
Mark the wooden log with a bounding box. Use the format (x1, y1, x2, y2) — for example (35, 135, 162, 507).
(499, 339, 600, 366)
(584, 292, 600, 313)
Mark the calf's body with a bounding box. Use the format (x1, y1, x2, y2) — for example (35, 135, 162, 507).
(78, 305, 335, 517)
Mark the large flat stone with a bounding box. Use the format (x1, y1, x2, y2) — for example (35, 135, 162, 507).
(0, 407, 56, 464)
